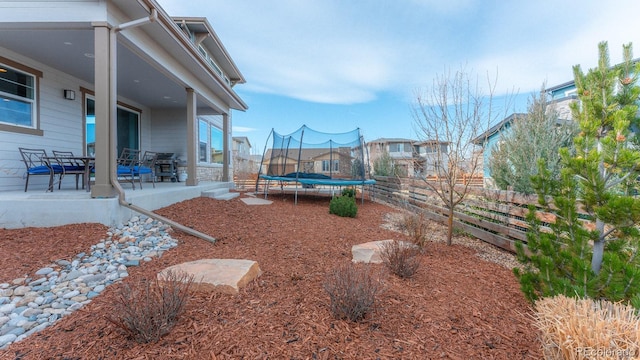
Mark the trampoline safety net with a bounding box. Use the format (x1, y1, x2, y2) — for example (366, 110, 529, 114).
(257, 125, 375, 191)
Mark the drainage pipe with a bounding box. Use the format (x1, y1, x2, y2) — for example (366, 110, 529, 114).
(108, 7, 216, 244)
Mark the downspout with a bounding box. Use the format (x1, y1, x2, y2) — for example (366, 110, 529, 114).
(109, 8, 216, 243)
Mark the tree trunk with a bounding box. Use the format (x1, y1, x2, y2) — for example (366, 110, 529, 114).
(591, 218, 605, 274)
(446, 207, 454, 246)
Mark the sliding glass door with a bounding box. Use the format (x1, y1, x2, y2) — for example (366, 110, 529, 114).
(85, 98, 139, 157)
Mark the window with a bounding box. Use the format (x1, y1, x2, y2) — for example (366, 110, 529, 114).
(0, 60, 40, 132)
(198, 117, 224, 164)
(388, 143, 401, 152)
(199, 120, 208, 162)
(210, 126, 223, 164)
(197, 45, 230, 85)
(85, 97, 139, 156)
(116, 107, 139, 156)
(388, 143, 411, 153)
(322, 160, 339, 172)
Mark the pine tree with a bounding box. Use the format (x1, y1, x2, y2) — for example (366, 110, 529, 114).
(373, 150, 394, 176)
(514, 42, 640, 306)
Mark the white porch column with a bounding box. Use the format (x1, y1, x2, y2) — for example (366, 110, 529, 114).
(186, 88, 198, 186)
(91, 22, 115, 198)
(223, 113, 230, 182)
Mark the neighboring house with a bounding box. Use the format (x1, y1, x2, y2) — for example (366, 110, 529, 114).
(471, 113, 526, 186)
(472, 56, 640, 188)
(0, 0, 247, 196)
(413, 140, 450, 177)
(367, 138, 414, 177)
(249, 154, 263, 173)
(544, 81, 578, 120)
(232, 136, 253, 176)
(367, 138, 448, 178)
(473, 83, 580, 188)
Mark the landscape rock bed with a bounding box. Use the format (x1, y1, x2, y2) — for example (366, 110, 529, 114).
(0, 193, 541, 359)
(0, 217, 177, 349)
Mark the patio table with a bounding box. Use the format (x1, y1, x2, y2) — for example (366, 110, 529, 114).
(45, 156, 95, 192)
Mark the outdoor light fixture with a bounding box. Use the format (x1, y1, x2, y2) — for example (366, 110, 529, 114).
(63, 89, 75, 100)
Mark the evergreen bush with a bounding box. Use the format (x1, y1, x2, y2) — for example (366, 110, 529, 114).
(341, 187, 356, 198)
(514, 42, 640, 307)
(329, 195, 357, 218)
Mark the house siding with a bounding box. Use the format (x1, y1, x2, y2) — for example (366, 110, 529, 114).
(150, 109, 188, 160)
(0, 48, 91, 191)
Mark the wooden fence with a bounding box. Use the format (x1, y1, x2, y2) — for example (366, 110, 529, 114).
(234, 174, 566, 253)
(371, 176, 561, 253)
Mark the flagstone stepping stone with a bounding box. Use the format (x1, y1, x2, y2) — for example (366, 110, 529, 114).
(158, 259, 262, 294)
(241, 197, 273, 205)
(351, 240, 417, 264)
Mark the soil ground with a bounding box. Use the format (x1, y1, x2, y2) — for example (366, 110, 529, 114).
(0, 193, 540, 359)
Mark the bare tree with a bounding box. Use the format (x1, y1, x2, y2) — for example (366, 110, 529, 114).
(412, 67, 507, 245)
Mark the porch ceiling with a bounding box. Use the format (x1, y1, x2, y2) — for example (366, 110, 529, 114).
(0, 28, 214, 112)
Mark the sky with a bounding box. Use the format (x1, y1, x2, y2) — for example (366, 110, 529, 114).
(156, 0, 640, 153)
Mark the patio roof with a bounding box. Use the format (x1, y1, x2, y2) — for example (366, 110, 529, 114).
(0, 0, 247, 113)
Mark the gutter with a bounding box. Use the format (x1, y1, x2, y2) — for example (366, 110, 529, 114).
(108, 7, 216, 244)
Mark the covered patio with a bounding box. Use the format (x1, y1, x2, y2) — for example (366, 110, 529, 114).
(0, 0, 248, 231)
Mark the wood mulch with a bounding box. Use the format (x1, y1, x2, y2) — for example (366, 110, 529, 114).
(0, 193, 541, 359)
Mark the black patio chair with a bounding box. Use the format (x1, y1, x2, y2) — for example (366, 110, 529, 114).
(52, 150, 85, 190)
(135, 151, 158, 189)
(19, 147, 64, 192)
(117, 148, 140, 190)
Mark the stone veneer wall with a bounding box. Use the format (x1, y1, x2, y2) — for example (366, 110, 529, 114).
(197, 166, 223, 181)
(174, 166, 224, 182)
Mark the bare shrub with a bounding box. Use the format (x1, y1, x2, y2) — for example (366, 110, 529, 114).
(106, 270, 194, 343)
(534, 295, 640, 359)
(323, 263, 384, 322)
(396, 212, 430, 249)
(379, 240, 420, 279)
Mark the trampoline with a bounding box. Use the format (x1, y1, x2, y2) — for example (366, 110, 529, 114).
(256, 126, 376, 203)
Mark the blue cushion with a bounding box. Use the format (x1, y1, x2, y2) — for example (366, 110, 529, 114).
(27, 165, 51, 174)
(117, 165, 133, 175)
(28, 165, 63, 174)
(63, 165, 85, 172)
(134, 166, 152, 175)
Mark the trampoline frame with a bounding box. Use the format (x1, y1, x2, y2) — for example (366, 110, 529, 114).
(259, 174, 375, 204)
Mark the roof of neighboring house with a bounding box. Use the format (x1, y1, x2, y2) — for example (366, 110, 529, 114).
(471, 113, 526, 145)
(545, 80, 576, 93)
(367, 138, 448, 145)
(414, 140, 450, 146)
(367, 138, 415, 144)
(545, 56, 640, 95)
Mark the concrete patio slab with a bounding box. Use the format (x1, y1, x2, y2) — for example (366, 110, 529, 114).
(158, 259, 262, 294)
(241, 197, 273, 205)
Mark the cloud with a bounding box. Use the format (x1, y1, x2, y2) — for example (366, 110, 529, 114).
(157, 0, 640, 106)
(232, 126, 258, 133)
